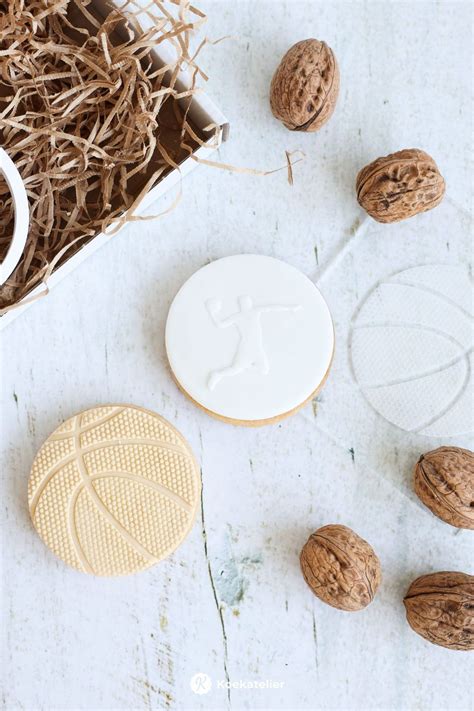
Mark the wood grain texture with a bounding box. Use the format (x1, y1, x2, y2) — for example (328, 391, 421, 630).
(1, 1, 473, 709)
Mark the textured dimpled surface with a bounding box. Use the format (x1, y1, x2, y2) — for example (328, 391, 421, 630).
(350, 264, 473, 437)
(28, 405, 200, 576)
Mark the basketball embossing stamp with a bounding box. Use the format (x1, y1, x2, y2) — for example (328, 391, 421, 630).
(28, 405, 201, 576)
(165, 254, 334, 425)
(350, 264, 473, 437)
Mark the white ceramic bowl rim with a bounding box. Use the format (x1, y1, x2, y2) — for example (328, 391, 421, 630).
(0, 148, 29, 286)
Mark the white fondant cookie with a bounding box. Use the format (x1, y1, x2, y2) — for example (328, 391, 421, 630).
(165, 255, 334, 425)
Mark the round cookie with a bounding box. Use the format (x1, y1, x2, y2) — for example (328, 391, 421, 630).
(28, 405, 200, 576)
(165, 254, 334, 425)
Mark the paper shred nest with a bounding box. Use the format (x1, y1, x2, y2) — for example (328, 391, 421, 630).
(0, 0, 209, 312)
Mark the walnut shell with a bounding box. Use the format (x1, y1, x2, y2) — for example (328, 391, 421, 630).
(404, 572, 474, 651)
(270, 39, 339, 132)
(356, 148, 445, 223)
(414, 446, 474, 530)
(300, 524, 381, 611)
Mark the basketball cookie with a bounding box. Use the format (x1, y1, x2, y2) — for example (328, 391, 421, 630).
(165, 254, 335, 425)
(28, 405, 200, 576)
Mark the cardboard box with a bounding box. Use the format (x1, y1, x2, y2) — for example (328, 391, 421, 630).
(0, 1, 229, 329)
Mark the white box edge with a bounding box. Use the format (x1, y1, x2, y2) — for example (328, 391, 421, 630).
(0, 4, 229, 330)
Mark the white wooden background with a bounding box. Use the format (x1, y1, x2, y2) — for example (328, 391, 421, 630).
(1, 1, 473, 709)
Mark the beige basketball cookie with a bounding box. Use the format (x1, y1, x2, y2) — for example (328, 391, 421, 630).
(28, 405, 200, 576)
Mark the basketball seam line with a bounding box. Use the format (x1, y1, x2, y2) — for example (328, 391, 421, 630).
(89, 471, 192, 512)
(48, 406, 125, 442)
(365, 350, 471, 389)
(74, 417, 158, 566)
(74, 472, 192, 571)
(352, 322, 470, 385)
(353, 321, 469, 349)
(410, 353, 472, 434)
(30, 408, 130, 510)
(70, 480, 155, 572)
(379, 280, 473, 322)
(68, 481, 94, 574)
(352, 318, 472, 432)
(354, 339, 471, 390)
(29, 438, 191, 516)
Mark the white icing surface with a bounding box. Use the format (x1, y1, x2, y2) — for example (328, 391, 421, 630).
(165, 255, 334, 422)
(350, 264, 474, 437)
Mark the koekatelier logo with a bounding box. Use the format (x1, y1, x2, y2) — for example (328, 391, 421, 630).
(190, 672, 212, 695)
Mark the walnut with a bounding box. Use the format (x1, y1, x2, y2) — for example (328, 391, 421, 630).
(414, 447, 474, 530)
(269, 39, 339, 132)
(300, 524, 381, 611)
(404, 572, 474, 651)
(356, 148, 445, 223)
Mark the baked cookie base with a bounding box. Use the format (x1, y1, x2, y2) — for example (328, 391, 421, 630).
(168, 343, 335, 426)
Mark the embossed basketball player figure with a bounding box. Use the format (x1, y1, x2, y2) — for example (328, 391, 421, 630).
(206, 295, 301, 390)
